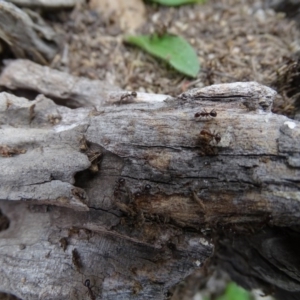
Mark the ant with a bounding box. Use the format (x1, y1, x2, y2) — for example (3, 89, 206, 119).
(118, 177, 126, 186)
(113, 178, 137, 216)
(194, 109, 217, 119)
(134, 183, 152, 199)
(134, 183, 162, 199)
(113, 178, 126, 197)
(144, 184, 152, 191)
(84, 279, 96, 300)
(119, 91, 137, 104)
(200, 129, 221, 144)
(79, 136, 103, 173)
(139, 184, 152, 193)
(70, 277, 100, 300)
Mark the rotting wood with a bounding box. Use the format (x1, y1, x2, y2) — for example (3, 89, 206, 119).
(5, 0, 83, 9)
(0, 81, 300, 299)
(0, 2, 60, 64)
(0, 59, 142, 107)
(0, 60, 168, 108)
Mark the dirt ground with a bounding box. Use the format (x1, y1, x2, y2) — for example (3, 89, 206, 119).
(0, 0, 300, 299)
(45, 0, 300, 118)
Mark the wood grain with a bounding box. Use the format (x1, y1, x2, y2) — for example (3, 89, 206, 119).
(0, 80, 299, 299)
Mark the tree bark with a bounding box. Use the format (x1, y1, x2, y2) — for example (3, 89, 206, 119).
(0, 68, 300, 300)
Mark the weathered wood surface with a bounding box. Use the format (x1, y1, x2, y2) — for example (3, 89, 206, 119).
(0, 80, 300, 299)
(0, 2, 60, 64)
(0, 60, 168, 108)
(5, 0, 83, 9)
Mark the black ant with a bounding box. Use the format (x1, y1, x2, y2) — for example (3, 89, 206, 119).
(134, 183, 155, 199)
(194, 109, 217, 119)
(70, 276, 101, 300)
(143, 184, 152, 192)
(118, 178, 126, 185)
(119, 91, 137, 104)
(113, 178, 126, 197)
(84, 279, 96, 300)
(200, 129, 221, 144)
(112, 178, 137, 216)
(136, 183, 151, 193)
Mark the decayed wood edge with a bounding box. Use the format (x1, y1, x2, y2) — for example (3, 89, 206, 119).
(0, 59, 168, 108)
(0, 80, 300, 299)
(0, 93, 91, 211)
(0, 3, 61, 64)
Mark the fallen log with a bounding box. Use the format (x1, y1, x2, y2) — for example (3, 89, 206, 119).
(0, 80, 299, 299)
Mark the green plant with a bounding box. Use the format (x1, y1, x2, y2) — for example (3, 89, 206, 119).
(216, 282, 252, 300)
(124, 34, 200, 78)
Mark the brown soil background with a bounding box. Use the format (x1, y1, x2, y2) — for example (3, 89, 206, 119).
(47, 0, 300, 117)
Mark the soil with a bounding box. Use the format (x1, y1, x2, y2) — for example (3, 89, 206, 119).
(44, 0, 300, 117)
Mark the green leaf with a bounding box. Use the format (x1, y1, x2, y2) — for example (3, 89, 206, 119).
(124, 34, 200, 78)
(149, 0, 206, 6)
(216, 282, 252, 300)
